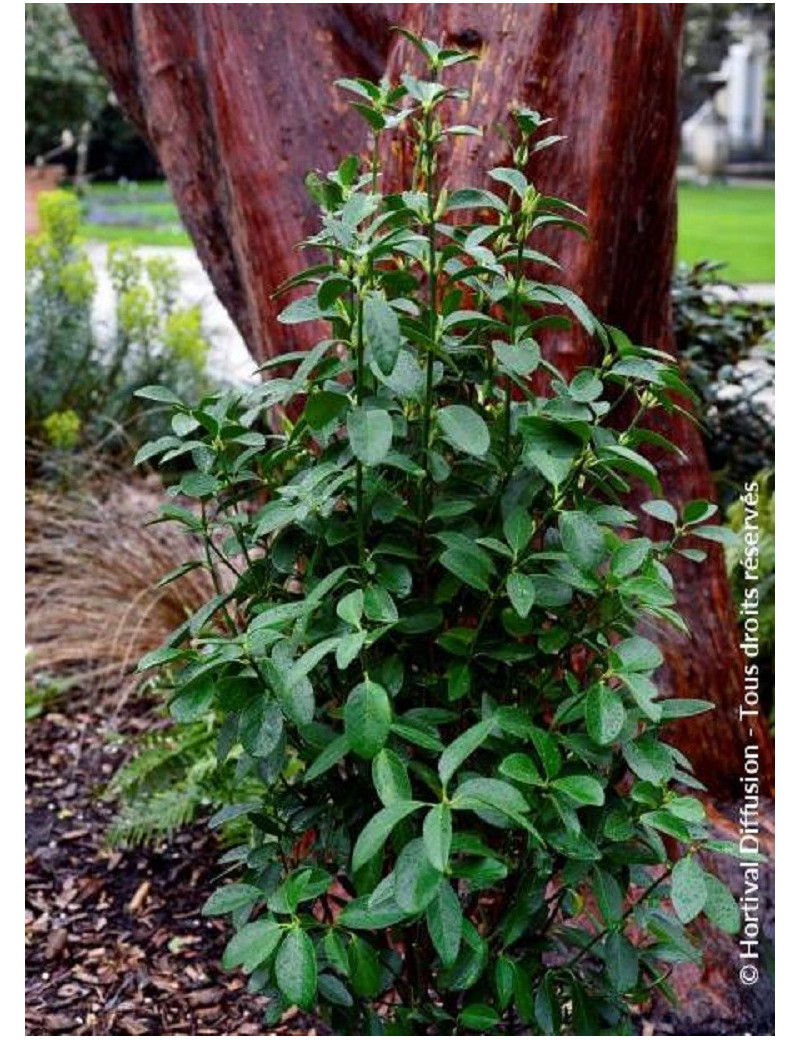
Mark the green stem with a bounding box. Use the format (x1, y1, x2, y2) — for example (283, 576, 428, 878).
(503, 233, 526, 462)
(563, 865, 673, 972)
(355, 292, 366, 567)
(418, 106, 439, 558)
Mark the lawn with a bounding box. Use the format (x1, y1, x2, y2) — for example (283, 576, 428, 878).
(676, 183, 774, 283)
(78, 181, 191, 248)
(76, 180, 775, 283)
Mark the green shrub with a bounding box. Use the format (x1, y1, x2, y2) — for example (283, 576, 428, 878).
(25, 190, 214, 460)
(136, 32, 739, 1035)
(671, 259, 774, 391)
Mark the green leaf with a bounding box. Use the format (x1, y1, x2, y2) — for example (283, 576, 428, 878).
(426, 880, 463, 966)
(534, 973, 561, 1034)
(703, 874, 741, 933)
(275, 928, 317, 1009)
(503, 507, 533, 555)
(507, 573, 536, 618)
(618, 672, 662, 721)
(134, 384, 183, 405)
(452, 777, 531, 818)
(438, 717, 495, 787)
(585, 685, 625, 745)
(344, 680, 392, 759)
(446, 661, 472, 702)
(640, 809, 693, 841)
(642, 499, 678, 526)
(169, 674, 214, 723)
(693, 524, 740, 548)
(610, 635, 663, 673)
(372, 749, 412, 806)
(489, 166, 528, 196)
(592, 867, 624, 923)
(364, 293, 402, 376)
(335, 631, 366, 670)
(239, 698, 284, 758)
(334, 590, 364, 628)
(559, 511, 606, 572)
(499, 753, 541, 786)
(611, 538, 652, 579)
(658, 698, 715, 719)
(171, 412, 199, 437)
(395, 838, 442, 912)
(304, 733, 349, 782)
(363, 585, 398, 623)
(278, 294, 327, 325)
(569, 370, 603, 402)
(439, 541, 493, 592)
(604, 932, 639, 992)
(337, 894, 407, 930)
(623, 736, 675, 783)
(528, 726, 563, 779)
(460, 1004, 500, 1031)
(304, 390, 348, 430)
(438, 919, 488, 991)
(551, 775, 605, 806)
(668, 796, 706, 823)
(202, 883, 261, 917)
(671, 855, 708, 924)
(347, 935, 382, 997)
(347, 406, 393, 466)
(351, 801, 425, 872)
(222, 919, 283, 973)
(447, 187, 507, 212)
(493, 340, 541, 377)
(683, 500, 718, 525)
(423, 804, 452, 871)
(317, 973, 353, 1007)
(437, 405, 490, 457)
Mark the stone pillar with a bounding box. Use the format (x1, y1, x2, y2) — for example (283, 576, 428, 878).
(726, 24, 769, 157)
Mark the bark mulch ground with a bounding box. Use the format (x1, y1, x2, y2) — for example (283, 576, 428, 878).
(26, 691, 775, 1036)
(25, 695, 319, 1037)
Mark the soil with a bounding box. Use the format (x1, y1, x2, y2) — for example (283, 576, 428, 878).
(25, 691, 775, 1036)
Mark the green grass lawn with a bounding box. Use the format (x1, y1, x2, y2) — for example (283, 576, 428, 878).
(79, 181, 191, 247)
(676, 183, 774, 283)
(77, 179, 775, 283)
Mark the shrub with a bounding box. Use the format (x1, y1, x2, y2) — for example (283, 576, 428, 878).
(136, 32, 740, 1036)
(25, 190, 214, 461)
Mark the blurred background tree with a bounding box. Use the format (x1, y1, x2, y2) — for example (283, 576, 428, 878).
(25, 2, 159, 180)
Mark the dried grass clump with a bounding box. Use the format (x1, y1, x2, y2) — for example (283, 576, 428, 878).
(26, 474, 217, 698)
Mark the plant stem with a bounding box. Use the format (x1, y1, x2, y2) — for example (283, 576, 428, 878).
(503, 233, 526, 462)
(418, 105, 439, 570)
(355, 291, 366, 567)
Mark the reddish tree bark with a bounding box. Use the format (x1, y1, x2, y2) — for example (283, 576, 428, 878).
(69, 2, 772, 796)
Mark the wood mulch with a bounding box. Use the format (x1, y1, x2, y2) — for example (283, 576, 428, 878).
(25, 694, 320, 1037)
(26, 691, 775, 1037)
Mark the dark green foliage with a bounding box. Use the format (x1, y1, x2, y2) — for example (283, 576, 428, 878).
(137, 32, 737, 1035)
(672, 260, 773, 384)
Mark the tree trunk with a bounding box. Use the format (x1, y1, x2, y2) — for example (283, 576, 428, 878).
(69, 2, 772, 796)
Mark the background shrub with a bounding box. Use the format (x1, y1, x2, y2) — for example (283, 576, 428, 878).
(25, 190, 216, 462)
